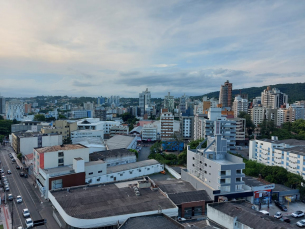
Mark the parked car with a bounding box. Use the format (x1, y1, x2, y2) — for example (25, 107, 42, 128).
(0, 169, 3, 173)
(280, 204, 288, 211)
(20, 172, 24, 177)
(274, 212, 282, 219)
(22, 209, 30, 218)
(16, 195, 22, 203)
(16, 165, 20, 170)
(4, 185, 10, 191)
(25, 218, 33, 228)
(280, 217, 291, 223)
(7, 170, 11, 174)
(292, 211, 305, 218)
(259, 210, 270, 216)
(24, 174, 28, 178)
(8, 194, 13, 200)
(297, 219, 305, 227)
(11, 158, 16, 163)
(17, 226, 23, 229)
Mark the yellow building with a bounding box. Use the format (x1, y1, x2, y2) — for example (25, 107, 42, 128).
(41, 120, 77, 140)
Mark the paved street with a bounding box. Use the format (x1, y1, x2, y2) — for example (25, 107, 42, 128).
(0, 145, 60, 229)
(138, 145, 151, 161)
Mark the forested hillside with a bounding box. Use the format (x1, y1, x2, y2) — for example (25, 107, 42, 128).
(191, 82, 305, 102)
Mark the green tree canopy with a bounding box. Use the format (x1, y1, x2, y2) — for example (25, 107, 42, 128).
(34, 114, 46, 121)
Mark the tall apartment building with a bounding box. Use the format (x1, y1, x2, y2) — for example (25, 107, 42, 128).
(219, 80, 232, 108)
(228, 118, 246, 141)
(164, 92, 175, 114)
(41, 120, 77, 140)
(277, 107, 295, 126)
(108, 96, 120, 106)
(142, 124, 158, 141)
(180, 115, 194, 140)
(179, 94, 188, 114)
(232, 95, 248, 118)
(290, 104, 305, 120)
(6, 99, 24, 121)
(160, 109, 174, 141)
(250, 106, 265, 126)
(94, 107, 106, 121)
(97, 96, 106, 105)
(0, 95, 5, 115)
(139, 88, 151, 116)
(184, 131, 248, 200)
(249, 137, 305, 179)
(261, 87, 288, 109)
(24, 103, 32, 114)
(193, 114, 206, 141)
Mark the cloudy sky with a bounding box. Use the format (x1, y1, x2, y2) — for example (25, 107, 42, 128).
(1, 0, 305, 98)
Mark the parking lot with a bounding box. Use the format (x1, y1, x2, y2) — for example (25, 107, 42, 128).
(261, 201, 305, 225)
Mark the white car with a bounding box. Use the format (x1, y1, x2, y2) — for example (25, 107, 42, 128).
(274, 212, 282, 219)
(297, 219, 305, 227)
(4, 185, 9, 191)
(22, 208, 30, 218)
(259, 210, 269, 215)
(25, 218, 33, 228)
(17, 226, 23, 229)
(16, 195, 23, 203)
(292, 210, 304, 218)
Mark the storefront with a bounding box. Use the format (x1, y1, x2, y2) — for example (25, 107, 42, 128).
(243, 176, 275, 205)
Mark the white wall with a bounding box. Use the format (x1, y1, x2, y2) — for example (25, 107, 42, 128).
(43, 148, 90, 169)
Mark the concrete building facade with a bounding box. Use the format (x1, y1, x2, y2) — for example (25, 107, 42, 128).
(219, 80, 232, 108)
(139, 88, 151, 116)
(233, 95, 248, 118)
(6, 99, 24, 121)
(160, 109, 174, 141)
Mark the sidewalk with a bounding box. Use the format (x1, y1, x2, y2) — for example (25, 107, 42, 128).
(0, 204, 11, 229)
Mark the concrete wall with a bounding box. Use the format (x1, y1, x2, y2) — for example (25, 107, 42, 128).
(105, 155, 136, 167)
(85, 163, 107, 179)
(44, 148, 90, 169)
(86, 163, 164, 185)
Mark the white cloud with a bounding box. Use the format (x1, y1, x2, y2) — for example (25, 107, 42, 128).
(153, 64, 177, 68)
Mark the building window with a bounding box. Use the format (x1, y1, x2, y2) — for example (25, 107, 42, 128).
(120, 174, 123, 176)
(236, 178, 241, 182)
(98, 170, 103, 173)
(89, 172, 93, 175)
(97, 178, 101, 181)
(58, 152, 64, 157)
(236, 169, 241, 174)
(58, 158, 64, 166)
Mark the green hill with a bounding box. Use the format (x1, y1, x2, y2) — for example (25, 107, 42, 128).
(191, 82, 305, 103)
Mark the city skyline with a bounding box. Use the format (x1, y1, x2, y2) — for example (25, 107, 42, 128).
(1, 1, 305, 98)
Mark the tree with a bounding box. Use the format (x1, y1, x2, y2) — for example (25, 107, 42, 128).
(129, 149, 139, 159)
(34, 114, 46, 121)
(63, 137, 72, 144)
(0, 135, 4, 143)
(150, 141, 162, 154)
(58, 114, 67, 119)
(13, 119, 18, 124)
(129, 123, 134, 131)
(0, 115, 3, 120)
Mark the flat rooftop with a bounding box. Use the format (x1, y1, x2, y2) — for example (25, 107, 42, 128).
(107, 159, 160, 174)
(119, 214, 184, 229)
(106, 135, 136, 150)
(14, 132, 60, 138)
(208, 200, 296, 229)
(35, 144, 87, 154)
(258, 138, 305, 146)
(50, 182, 176, 219)
(90, 149, 135, 161)
(156, 180, 196, 193)
(243, 176, 272, 187)
(273, 184, 296, 192)
(168, 190, 212, 205)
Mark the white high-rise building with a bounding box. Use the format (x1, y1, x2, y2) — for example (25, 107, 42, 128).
(250, 106, 265, 126)
(261, 87, 288, 109)
(164, 92, 175, 114)
(6, 99, 24, 121)
(232, 95, 248, 118)
(139, 88, 151, 116)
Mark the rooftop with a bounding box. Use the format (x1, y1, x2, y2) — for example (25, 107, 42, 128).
(90, 149, 135, 161)
(243, 176, 272, 187)
(156, 180, 196, 194)
(50, 182, 176, 219)
(107, 159, 160, 174)
(106, 135, 136, 150)
(208, 200, 296, 229)
(258, 138, 305, 146)
(168, 190, 212, 205)
(119, 214, 184, 229)
(35, 144, 87, 154)
(273, 184, 296, 192)
(14, 132, 60, 138)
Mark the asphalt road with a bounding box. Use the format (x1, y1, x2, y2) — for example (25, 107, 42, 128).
(0, 145, 47, 229)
